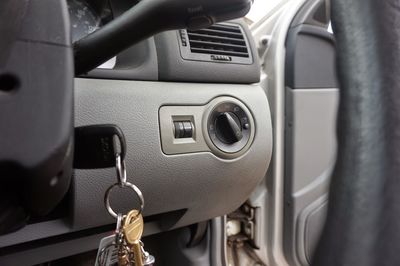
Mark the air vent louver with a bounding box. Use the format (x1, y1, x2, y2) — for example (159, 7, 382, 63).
(179, 23, 253, 65)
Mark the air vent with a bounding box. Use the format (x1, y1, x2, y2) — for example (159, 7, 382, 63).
(178, 23, 253, 65)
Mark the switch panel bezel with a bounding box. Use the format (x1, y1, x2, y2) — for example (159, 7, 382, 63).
(159, 96, 255, 159)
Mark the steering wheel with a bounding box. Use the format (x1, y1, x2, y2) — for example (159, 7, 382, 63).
(313, 0, 400, 265)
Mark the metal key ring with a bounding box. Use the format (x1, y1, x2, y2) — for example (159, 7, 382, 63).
(105, 181, 144, 219)
(115, 213, 123, 233)
(115, 153, 127, 186)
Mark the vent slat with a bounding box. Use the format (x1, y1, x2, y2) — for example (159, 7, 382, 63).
(185, 23, 250, 60)
(187, 28, 244, 39)
(189, 40, 248, 52)
(208, 24, 242, 33)
(187, 33, 246, 46)
(191, 48, 249, 58)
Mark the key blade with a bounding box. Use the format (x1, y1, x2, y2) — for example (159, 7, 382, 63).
(125, 220, 144, 243)
(123, 210, 144, 244)
(131, 242, 144, 266)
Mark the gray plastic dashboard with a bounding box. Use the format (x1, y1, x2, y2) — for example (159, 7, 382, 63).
(73, 79, 273, 230)
(0, 1, 271, 263)
(85, 17, 260, 83)
(0, 78, 273, 264)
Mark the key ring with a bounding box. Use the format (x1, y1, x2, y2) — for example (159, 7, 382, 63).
(105, 181, 145, 219)
(115, 213, 123, 234)
(116, 153, 127, 186)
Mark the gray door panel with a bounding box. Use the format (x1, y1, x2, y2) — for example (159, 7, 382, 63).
(284, 88, 338, 265)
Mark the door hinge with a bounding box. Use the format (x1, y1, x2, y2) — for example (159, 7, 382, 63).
(227, 203, 261, 249)
(226, 203, 266, 266)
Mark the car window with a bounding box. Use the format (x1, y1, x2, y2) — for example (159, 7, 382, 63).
(245, 0, 285, 25)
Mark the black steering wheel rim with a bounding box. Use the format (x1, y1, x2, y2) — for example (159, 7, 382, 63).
(313, 1, 400, 265)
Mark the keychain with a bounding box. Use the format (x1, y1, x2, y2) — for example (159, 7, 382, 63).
(74, 125, 154, 265)
(97, 153, 155, 266)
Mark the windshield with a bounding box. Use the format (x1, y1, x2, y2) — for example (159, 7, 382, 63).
(245, 0, 285, 25)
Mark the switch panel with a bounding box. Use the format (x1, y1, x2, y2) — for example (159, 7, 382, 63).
(159, 97, 255, 159)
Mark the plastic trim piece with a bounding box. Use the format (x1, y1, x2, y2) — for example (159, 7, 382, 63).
(252, 1, 308, 265)
(178, 23, 254, 65)
(72, 79, 273, 233)
(285, 24, 337, 89)
(159, 97, 255, 159)
(155, 19, 260, 84)
(203, 97, 255, 158)
(83, 38, 159, 81)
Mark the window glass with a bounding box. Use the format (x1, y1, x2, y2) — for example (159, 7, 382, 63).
(245, 0, 285, 25)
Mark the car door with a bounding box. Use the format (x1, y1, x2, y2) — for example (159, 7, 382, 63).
(226, 0, 338, 265)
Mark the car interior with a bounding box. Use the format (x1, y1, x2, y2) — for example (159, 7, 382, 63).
(1, 0, 399, 265)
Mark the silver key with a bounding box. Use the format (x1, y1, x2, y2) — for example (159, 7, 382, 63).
(95, 234, 119, 266)
(96, 213, 124, 266)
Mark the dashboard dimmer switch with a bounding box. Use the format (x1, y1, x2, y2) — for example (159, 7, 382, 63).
(182, 121, 193, 138)
(174, 122, 185, 138)
(174, 121, 193, 138)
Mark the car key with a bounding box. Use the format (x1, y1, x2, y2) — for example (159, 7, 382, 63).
(74, 124, 126, 169)
(90, 125, 152, 265)
(96, 214, 124, 266)
(122, 209, 145, 266)
(95, 234, 118, 266)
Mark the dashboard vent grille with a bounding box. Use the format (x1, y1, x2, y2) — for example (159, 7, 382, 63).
(186, 24, 250, 58)
(178, 23, 253, 64)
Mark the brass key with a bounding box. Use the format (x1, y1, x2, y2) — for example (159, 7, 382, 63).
(123, 210, 144, 266)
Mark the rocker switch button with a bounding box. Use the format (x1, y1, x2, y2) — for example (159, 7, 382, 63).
(182, 121, 193, 138)
(174, 121, 193, 138)
(174, 122, 185, 138)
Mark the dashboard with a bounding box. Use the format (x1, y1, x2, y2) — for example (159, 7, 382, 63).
(67, 0, 260, 83)
(0, 0, 342, 265)
(67, 0, 103, 42)
(0, 0, 273, 264)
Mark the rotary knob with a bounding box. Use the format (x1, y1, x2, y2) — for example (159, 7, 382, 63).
(207, 100, 253, 155)
(215, 112, 243, 144)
